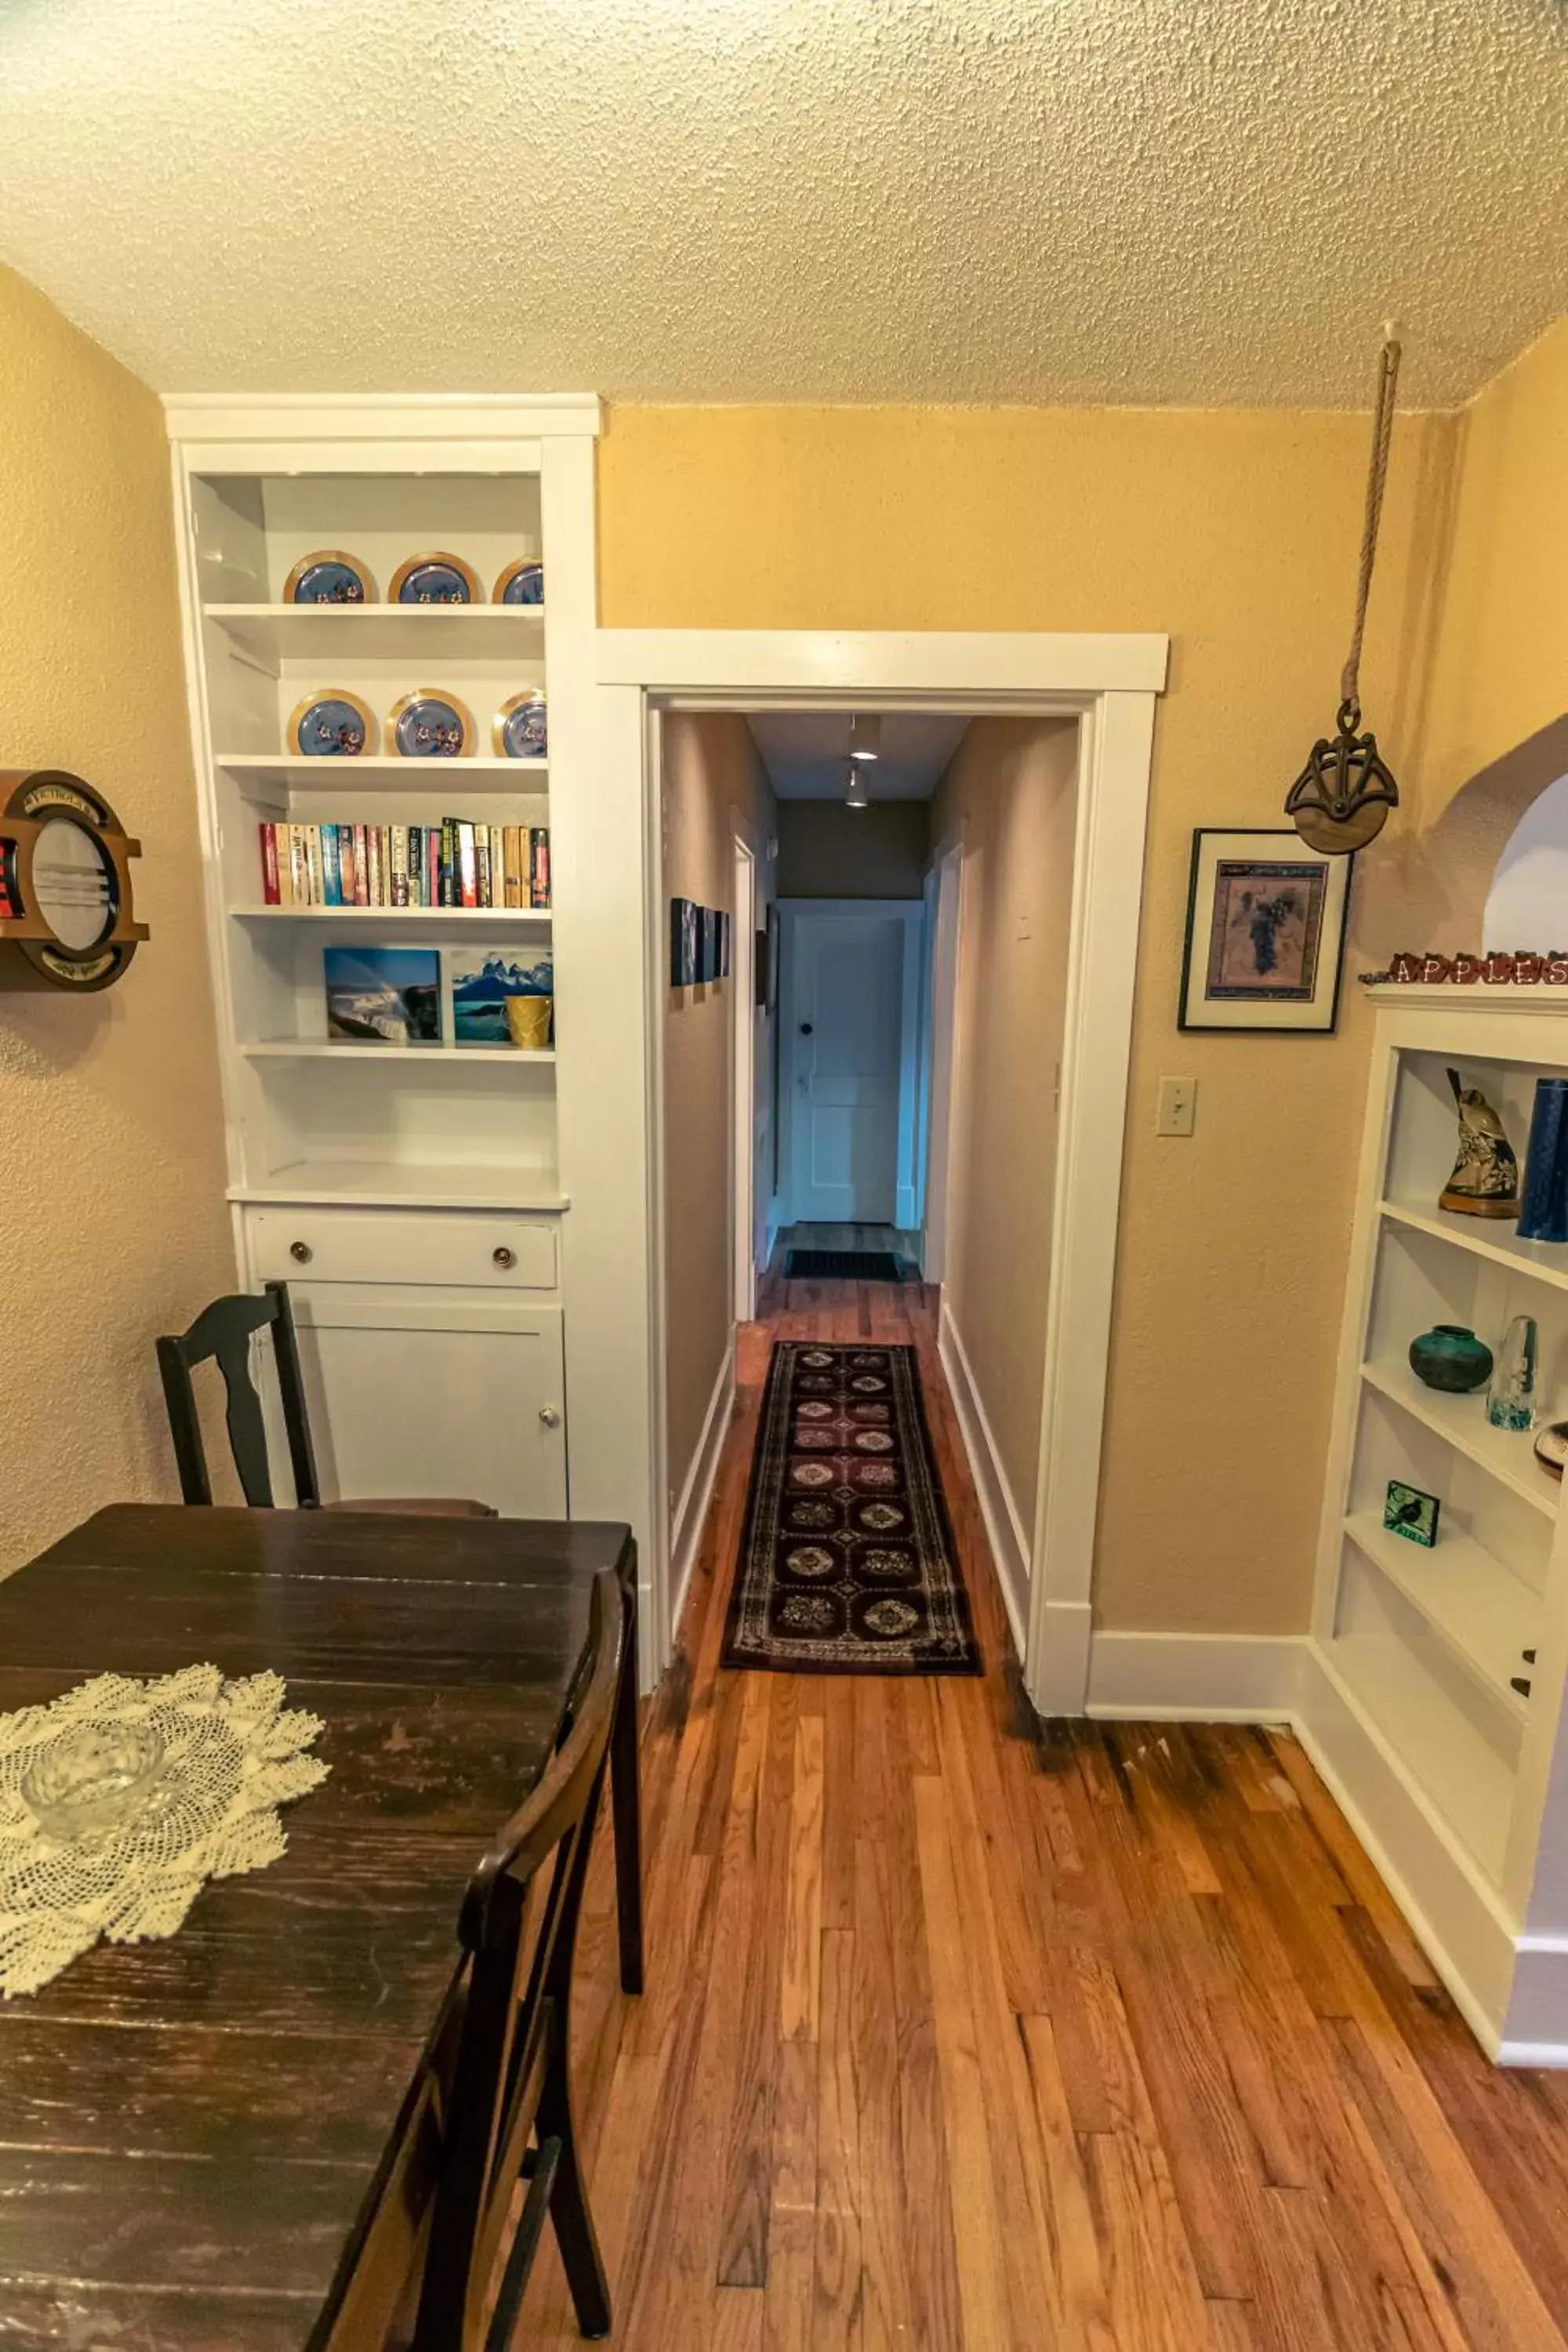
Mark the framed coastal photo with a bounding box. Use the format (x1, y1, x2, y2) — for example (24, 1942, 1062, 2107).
(323, 946, 441, 1045)
(1178, 829, 1350, 1033)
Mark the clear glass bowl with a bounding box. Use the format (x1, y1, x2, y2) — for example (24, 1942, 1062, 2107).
(20, 1718, 166, 1842)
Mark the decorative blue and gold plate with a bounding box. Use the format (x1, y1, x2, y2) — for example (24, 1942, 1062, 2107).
(283, 550, 372, 604)
(494, 558, 544, 606)
(287, 691, 376, 757)
(388, 689, 473, 758)
(389, 551, 479, 605)
(493, 691, 547, 759)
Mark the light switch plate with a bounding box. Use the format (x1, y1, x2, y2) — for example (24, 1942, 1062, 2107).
(1157, 1076, 1197, 1136)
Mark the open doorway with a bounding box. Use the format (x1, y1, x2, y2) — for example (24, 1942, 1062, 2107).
(612, 629, 1164, 1709)
(748, 710, 965, 1280)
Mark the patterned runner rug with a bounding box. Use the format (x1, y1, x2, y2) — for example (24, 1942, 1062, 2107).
(723, 1342, 982, 1675)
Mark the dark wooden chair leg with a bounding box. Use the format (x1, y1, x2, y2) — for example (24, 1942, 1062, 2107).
(610, 1578, 644, 1995)
(535, 2054, 612, 2340)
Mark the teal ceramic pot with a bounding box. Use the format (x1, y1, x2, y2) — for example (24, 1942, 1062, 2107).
(1409, 1324, 1494, 1394)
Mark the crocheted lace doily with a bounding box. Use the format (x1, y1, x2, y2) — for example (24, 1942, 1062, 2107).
(0, 1664, 328, 1997)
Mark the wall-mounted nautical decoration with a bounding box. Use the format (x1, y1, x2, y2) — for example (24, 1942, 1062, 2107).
(0, 769, 148, 992)
(1283, 330, 1403, 855)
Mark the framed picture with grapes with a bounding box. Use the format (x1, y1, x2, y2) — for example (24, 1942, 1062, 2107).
(1178, 828, 1350, 1033)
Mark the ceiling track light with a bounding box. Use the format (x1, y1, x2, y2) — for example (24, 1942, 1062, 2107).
(848, 713, 881, 764)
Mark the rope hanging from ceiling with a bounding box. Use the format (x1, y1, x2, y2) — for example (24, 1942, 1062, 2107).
(1284, 328, 1403, 855)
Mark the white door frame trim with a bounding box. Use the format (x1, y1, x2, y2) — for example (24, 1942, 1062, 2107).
(597, 629, 1167, 1713)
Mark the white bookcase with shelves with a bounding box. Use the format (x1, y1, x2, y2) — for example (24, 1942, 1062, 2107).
(163, 395, 651, 1544)
(1308, 985, 1568, 2060)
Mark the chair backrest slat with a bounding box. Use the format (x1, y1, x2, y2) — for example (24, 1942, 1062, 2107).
(154, 1280, 321, 1508)
(413, 1570, 622, 2350)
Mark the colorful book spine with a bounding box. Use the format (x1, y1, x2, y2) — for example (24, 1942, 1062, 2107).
(254, 815, 554, 916)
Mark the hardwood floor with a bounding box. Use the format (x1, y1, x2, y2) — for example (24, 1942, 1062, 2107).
(518, 1276, 1568, 2350)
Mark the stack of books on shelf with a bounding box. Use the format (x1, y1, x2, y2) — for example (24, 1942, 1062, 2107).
(259, 821, 550, 910)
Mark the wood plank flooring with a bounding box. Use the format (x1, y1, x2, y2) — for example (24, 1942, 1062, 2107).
(518, 1274, 1568, 2350)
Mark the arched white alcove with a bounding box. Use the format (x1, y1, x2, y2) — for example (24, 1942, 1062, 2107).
(1483, 769, 1568, 949)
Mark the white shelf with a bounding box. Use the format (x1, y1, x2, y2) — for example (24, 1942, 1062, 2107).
(1381, 1200, 1568, 1296)
(1343, 1512, 1534, 1721)
(230, 904, 550, 925)
(241, 1041, 555, 1065)
(228, 1161, 568, 1212)
(1360, 1358, 1560, 1519)
(219, 753, 547, 795)
(203, 603, 543, 662)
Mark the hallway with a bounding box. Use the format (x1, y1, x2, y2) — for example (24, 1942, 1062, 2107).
(521, 1271, 1568, 2352)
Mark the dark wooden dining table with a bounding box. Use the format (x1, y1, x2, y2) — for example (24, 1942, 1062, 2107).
(0, 1502, 639, 2350)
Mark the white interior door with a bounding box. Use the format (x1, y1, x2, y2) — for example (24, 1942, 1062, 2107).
(785, 907, 909, 1223)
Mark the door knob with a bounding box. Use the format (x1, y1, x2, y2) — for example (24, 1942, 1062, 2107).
(539, 1405, 561, 1428)
(289, 1240, 312, 1264)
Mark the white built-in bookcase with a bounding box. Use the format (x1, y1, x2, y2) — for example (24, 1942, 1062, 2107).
(180, 459, 562, 1207)
(162, 397, 657, 1582)
(1310, 986, 1568, 2057)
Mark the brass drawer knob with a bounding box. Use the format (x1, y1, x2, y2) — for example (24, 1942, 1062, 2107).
(289, 1240, 313, 1265)
(492, 1245, 517, 1270)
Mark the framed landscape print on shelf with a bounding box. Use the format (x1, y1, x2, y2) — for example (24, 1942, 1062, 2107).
(1178, 829, 1350, 1033)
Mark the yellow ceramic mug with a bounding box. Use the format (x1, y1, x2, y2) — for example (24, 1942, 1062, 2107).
(506, 994, 551, 1051)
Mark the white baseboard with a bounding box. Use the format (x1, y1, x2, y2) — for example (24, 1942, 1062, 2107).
(1035, 1599, 1094, 1715)
(938, 1299, 1029, 1661)
(668, 1334, 735, 1641)
(1086, 1631, 1305, 1722)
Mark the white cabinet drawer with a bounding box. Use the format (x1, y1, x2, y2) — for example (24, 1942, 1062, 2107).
(248, 1207, 558, 1291)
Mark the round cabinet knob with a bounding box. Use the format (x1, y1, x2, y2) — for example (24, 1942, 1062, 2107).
(492, 1245, 517, 1270)
(539, 1405, 561, 1428)
(289, 1240, 313, 1265)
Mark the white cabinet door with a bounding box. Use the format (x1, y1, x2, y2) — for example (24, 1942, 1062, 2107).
(283, 1287, 568, 1519)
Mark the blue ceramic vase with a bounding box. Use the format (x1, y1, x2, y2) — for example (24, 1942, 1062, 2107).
(1409, 1324, 1494, 1394)
(1518, 1078, 1568, 1244)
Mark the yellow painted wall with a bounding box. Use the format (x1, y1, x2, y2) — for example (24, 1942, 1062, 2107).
(662, 711, 775, 1515)
(0, 267, 233, 1567)
(601, 401, 1456, 1633)
(1421, 320, 1568, 816)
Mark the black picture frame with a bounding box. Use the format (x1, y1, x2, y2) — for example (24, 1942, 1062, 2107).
(755, 926, 769, 1007)
(717, 910, 731, 980)
(670, 896, 698, 987)
(1177, 827, 1351, 1034)
(765, 902, 779, 1013)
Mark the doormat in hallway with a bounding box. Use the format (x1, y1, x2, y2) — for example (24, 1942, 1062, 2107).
(723, 1342, 982, 1675)
(782, 1250, 905, 1282)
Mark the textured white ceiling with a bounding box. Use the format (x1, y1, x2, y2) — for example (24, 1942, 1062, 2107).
(0, 0, 1564, 408)
(750, 713, 968, 799)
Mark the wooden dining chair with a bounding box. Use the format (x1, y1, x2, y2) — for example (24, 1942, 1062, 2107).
(413, 1566, 622, 2350)
(155, 1281, 495, 1517)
